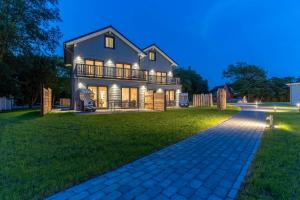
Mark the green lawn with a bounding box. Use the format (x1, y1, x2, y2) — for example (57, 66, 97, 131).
(239, 110, 300, 199)
(0, 107, 238, 200)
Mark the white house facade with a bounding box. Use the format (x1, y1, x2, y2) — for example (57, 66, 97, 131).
(64, 25, 182, 110)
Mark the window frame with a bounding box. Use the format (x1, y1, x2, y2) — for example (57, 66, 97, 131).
(149, 51, 156, 61)
(104, 35, 115, 49)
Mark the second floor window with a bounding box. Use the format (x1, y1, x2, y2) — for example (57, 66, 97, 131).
(105, 36, 115, 49)
(149, 51, 156, 61)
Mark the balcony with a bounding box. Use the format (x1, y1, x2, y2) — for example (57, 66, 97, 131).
(75, 64, 180, 85)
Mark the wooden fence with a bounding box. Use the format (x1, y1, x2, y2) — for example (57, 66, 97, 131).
(59, 98, 70, 107)
(193, 93, 213, 107)
(144, 91, 166, 111)
(41, 87, 52, 116)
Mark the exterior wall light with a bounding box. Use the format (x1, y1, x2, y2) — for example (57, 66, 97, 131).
(78, 82, 85, 89)
(105, 59, 114, 67)
(75, 56, 83, 64)
(149, 69, 155, 75)
(132, 63, 139, 69)
(157, 88, 163, 93)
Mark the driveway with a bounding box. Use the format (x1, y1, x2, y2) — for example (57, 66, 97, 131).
(47, 109, 265, 200)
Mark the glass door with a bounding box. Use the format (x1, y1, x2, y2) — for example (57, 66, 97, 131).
(87, 86, 108, 109)
(98, 86, 108, 108)
(122, 87, 138, 108)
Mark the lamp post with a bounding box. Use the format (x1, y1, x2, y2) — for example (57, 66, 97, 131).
(297, 103, 300, 112)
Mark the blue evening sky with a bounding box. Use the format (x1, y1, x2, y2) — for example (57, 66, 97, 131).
(58, 0, 300, 88)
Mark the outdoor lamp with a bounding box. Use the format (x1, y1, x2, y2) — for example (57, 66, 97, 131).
(274, 106, 277, 112)
(297, 103, 300, 112)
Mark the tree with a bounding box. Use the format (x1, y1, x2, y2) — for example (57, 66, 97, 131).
(267, 77, 295, 102)
(175, 66, 208, 97)
(223, 62, 269, 101)
(0, 0, 62, 104)
(0, 0, 61, 60)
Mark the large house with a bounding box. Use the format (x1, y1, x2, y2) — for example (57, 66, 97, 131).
(64, 25, 182, 110)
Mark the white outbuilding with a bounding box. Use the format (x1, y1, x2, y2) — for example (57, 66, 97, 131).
(287, 83, 300, 105)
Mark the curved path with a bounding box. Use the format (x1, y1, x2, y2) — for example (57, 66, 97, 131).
(47, 110, 265, 200)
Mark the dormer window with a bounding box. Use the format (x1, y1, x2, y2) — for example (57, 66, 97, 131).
(149, 51, 156, 61)
(105, 36, 115, 49)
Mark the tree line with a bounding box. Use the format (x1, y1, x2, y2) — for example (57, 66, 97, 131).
(223, 62, 299, 102)
(0, 0, 69, 107)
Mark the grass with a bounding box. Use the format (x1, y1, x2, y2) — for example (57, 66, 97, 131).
(238, 109, 300, 199)
(0, 107, 239, 200)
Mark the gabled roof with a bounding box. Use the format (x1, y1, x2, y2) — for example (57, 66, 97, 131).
(64, 25, 146, 57)
(143, 44, 178, 67)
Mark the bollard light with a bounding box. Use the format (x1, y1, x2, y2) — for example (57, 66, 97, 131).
(266, 114, 274, 129)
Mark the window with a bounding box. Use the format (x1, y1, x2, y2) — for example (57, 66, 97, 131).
(87, 86, 108, 108)
(116, 63, 131, 79)
(166, 90, 175, 106)
(105, 36, 115, 48)
(149, 51, 156, 61)
(156, 72, 167, 84)
(122, 87, 138, 108)
(85, 59, 94, 75)
(94, 61, 103, 77)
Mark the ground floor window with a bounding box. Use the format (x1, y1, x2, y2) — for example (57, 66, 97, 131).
(122, 87, 138, 108)
(166, 90, 175, 106)
(87, 86, 108, 108)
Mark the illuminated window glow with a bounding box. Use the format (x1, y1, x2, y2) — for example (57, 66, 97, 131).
(149, 51, 156, 61)
(105, 36, 115, 48)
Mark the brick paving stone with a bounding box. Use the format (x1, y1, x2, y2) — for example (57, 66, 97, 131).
(46, 110, 265, 200)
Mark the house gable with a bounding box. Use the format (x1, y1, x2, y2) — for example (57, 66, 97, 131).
(64, 25, 146, 58)
(141, 44, 178, 72)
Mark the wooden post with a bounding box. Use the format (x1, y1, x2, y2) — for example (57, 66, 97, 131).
(217, 88, 227, 111)
(41, 86, 52, 116)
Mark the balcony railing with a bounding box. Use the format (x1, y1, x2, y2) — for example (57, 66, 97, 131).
(148, 75, 180, 85)
(75, 64, 180, 85)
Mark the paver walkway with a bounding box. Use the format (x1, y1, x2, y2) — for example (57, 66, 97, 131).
(47, 110, 265, 200)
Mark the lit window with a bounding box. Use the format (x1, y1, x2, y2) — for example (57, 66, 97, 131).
(105, 36, 114, 48)
(149, 51, 156, 61)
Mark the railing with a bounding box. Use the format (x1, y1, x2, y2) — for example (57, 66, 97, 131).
(76, 64, 147, 81)
(148, 75, 180, 85)
(76, 64, 180, 85)
(108, 100, 139, 110)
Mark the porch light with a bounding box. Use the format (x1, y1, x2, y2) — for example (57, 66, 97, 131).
(78, 82, 85, 89)
(75, 56, 83, 63)
(105, 59, 114, 67)
(157, 88, 163, 93)
(150, 69, 155, 75)
(168, 71, 173, 77)
(132, 63, 139, 69)
(140, 85, 146, 90)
